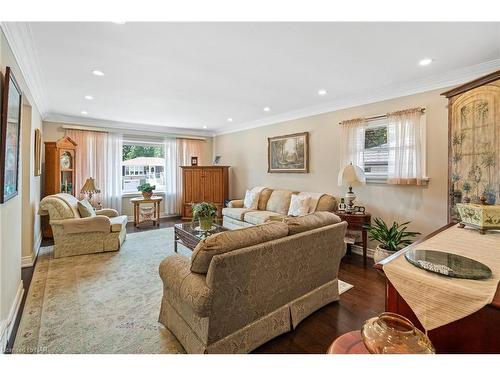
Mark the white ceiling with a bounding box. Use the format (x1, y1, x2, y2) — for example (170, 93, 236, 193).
(5, 22, 500, 135)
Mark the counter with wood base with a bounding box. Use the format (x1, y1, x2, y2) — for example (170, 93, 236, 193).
(375, 223, 500, 353)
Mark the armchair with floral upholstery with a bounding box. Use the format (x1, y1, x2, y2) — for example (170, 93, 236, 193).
(39, 193, 127, 258)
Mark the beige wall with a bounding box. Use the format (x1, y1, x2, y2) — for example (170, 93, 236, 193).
(42, 121, 213, 220)
(0, 29, 43, 349)
(214, 88, 450, 243)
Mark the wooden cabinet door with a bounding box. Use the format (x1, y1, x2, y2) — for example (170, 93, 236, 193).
(183, 168, 204, 204)
(202, 168, 223, 203)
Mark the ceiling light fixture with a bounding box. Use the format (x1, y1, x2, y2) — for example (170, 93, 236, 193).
(318, 89, 328, 96)
(227, 118, 233, 122)
(263, 107, 270, 112)
(81, 111, 88, 115)
(92, 70, 105, 76)
(203, 126, 208, 129)
(84, 95, 94, 100)
(419, 58, 433, 66)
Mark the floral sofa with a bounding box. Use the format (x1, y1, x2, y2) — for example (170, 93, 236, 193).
(159, 211, 347, 353)
(222, 187, 338, 229)
(39, 193, 127, 258)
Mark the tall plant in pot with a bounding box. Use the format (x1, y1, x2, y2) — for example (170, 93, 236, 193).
(137, 183, 156, 199)
(192, 202, 217, 231)
(368, 218, 420, 263)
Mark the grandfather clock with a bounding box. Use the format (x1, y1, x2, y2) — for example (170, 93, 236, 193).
(42, 136, 77, 237)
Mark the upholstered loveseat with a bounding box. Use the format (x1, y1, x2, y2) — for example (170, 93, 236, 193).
(39, 193, 127, 258)
(159, 211, 347, 353)
(222, 187, 338, 229)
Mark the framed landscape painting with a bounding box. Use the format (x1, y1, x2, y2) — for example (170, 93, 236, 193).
(268, 132, 309, 173)
(0, 67, 23, 203)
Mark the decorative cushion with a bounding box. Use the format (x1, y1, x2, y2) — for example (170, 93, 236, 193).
(222, 207, 254, 221)
(190, 221, 289, 274)
(265, 189, 295, 215)
(316, 195, 338, 212)
(109, 215, 128, 232)
(288, 194, 311, 217)
(243, 210, 285, 225)
(77, 199, 96, 218)
(243, 189, 260, 209)
(283, 211, 342, 235)
(257, 188, 274, 211)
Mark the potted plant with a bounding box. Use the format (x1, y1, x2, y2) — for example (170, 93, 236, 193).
(192, 202, 217, 231)
(368, 218, 420, 263)
(137, 183, 156, 199)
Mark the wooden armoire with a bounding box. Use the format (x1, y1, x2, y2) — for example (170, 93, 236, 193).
(442, 70, 500, 222)
(181, 166, 230, 219)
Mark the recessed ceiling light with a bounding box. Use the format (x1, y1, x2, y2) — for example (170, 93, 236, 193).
(318, 89, 328, 96)
(84, 95, 94, 100)
(227, 118, 233, 122)
(92, 70, 105, 76)
(81, 111, 88, 115)
(419, 58, 433, 66)
(263, 107, 271, 112)
(202, 126, 208, 129)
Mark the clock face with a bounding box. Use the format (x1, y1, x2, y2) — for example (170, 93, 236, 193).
(60, 152, 72, 169)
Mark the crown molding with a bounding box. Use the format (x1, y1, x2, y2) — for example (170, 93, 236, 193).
(44, 113, 215, 138)
(215, 58, 500, 136)
(0, 22, 49, 117)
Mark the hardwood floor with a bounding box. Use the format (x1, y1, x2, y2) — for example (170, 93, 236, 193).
(6, 217, 386, 354)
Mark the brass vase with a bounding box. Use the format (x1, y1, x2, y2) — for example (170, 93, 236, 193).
(199, 216, 213, 231)
(361, 312, 435, 354)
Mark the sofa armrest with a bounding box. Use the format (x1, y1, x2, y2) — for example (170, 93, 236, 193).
(227, 199, 244, 208)
(51, 216, 111, 234)
(95, 208, 119, 218)
(159, 255, 213, 317)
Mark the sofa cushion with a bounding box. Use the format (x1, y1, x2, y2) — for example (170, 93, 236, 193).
(283, 211, 342, 235)
(257, 188, 274, 211)
(243, 210, 285, 225)
(222, 207, 254, 221)
(78, 199, 96, 218)
(265, 189, 295, 215)
(316, 194, 338, 212)
(109, 215, 128, 232)
(190, 221, 289, 274)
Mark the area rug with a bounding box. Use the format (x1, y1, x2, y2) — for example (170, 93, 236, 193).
(13, 228, 353, 354)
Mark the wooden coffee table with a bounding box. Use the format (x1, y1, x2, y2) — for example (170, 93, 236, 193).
(174, 222, 228, 252)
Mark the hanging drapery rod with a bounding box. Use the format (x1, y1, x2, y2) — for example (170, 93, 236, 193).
(338, 107, 426, 125)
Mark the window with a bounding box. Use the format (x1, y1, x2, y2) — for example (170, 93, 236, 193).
(121, 141, 166, 193)
(363, 119, 389, 181)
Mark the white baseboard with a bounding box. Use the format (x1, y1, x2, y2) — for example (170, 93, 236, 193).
(350, 244, 375, 259)
(0, 280, 24, 352)
(21, 231, 42, 268)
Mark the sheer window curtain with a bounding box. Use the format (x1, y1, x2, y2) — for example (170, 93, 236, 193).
(387, 108, 427, 185)
(103, 132, 123, 212)
(164, 138, 178, 215)
(338, 118, 367, 172)
(175, 138, 205, 213)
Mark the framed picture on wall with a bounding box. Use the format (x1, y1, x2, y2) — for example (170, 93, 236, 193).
(191, 156, 198, 166)
(34, 128, 42, 176)
(0, 67, 23, 203)
(268, 132, 309, 173)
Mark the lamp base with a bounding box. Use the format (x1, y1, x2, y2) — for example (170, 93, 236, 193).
(345, 186, 356, 213)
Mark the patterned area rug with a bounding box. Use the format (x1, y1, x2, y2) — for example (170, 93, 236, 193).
(13, 228, 354, 354)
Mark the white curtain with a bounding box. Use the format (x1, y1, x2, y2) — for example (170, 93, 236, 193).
(387, 108, 427, 185)
(103, 132, 123, 212)
(338, 118, 367, 171)
(164, 138, 178, 215)
(175, 138, 205, 214)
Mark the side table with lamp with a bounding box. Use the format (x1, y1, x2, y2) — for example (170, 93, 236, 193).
(338, 163, 371, 263)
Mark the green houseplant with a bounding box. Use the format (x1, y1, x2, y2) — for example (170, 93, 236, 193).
(368, 217, 420, 263)
(137, 182, 156, 199)
(192, 202, 217, 231)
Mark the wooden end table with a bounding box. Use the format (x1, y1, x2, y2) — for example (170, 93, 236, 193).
(327, 331, 369, 354)
(337, 212, 371, 264)
(174, 222, 228, 252)
(130, 196, 163, 227)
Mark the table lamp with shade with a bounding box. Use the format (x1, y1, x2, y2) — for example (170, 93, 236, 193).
(338, 163, 366, 213)
(81, 177, 100, 205)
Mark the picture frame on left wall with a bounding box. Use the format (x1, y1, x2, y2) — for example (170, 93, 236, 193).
(0, 67, 23, 203)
